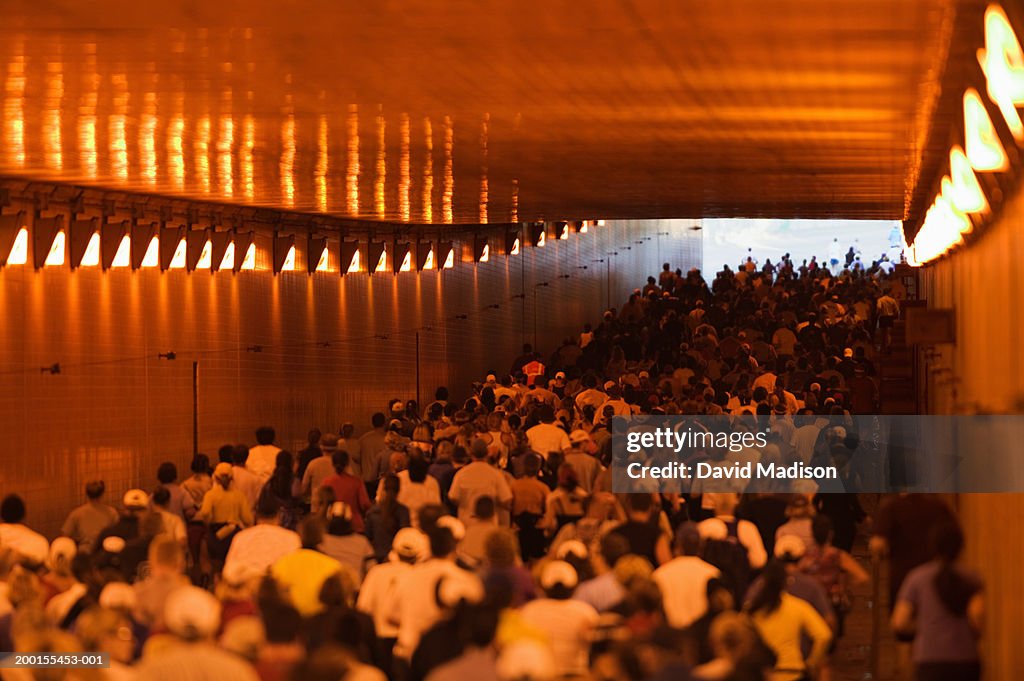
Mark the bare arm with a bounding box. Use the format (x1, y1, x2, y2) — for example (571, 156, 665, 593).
(840, 550, 870, 586)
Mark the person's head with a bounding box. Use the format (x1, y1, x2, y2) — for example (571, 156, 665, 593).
(261, 600, 303, 645)
(340, 423, 356, 440)
(473, 496, 496, 522)
(540, 560, 579, 600)
(1, 495, 26, 524)
(85, 480, 106, 501)
(708, 492, 739, 516)
(190, 453, 211, 475)
(75, 607, 134, 662)
(811, 514, 834, 547)
(299, 516, 326, 549)
(626, 493, 654, 520)
(217, 444, 234, 464)
(557, 463, 579, 491)
(326, 502, 354, 537)
(746, 561, 786, 615)
(599, 531, 631, 571)
(428, 525, 457, 560)
(331, 450, 350, 474)
(674, 522, 702, 557)
(483, 528, 519, 569)
(151, 485, 171, 510)
(164, 586, 221, 642)
(256, 495, 281, 523)
(521, 453, 542, 478)
(785, 495, 813, 519)
(932, 519, 965, 564)
(371, 412, 386, 429)
(470, 438, 490, 461)
(708, 611, 756, 663)
(307, 428, 322, 445)
(773, 535, 806, 565)
(148, 535, 185, 575)
(408, 454, 429, 483)
(156, 462, 178, 485)
(213, 462, 233, 488)
(255, 427, 276, 446)
(320, 433, 340, 456)
(231, 444, 250, 466)
(435, 386, 449, 402)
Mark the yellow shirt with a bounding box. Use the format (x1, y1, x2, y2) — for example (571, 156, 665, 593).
(751, 593, 832, 681)
(197, 485, 253, 527)
(271, 549, 343, 616)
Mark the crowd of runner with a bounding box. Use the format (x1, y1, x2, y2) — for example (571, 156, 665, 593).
(0, 254, 983, 681)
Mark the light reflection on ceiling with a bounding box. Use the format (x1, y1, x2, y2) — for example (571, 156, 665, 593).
(0, 0, 988, 223)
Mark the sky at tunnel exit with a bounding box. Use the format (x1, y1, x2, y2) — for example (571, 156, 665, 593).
(701, 219, 902, 279)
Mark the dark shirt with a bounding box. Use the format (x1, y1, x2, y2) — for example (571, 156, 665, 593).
(610, 519, 661, 565)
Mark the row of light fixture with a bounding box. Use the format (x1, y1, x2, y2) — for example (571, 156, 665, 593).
(0, 215, 602, 274)
(908, 4, 1024, 265)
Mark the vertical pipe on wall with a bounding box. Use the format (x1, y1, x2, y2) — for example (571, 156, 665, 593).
(415, 332, 421, 408)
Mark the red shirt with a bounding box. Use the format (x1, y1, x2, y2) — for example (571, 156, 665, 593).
(523, 360, 546, 386)
(321, 473, 372, 532)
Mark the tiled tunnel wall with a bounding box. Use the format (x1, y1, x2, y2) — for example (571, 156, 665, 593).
(0, 206, 700, 536)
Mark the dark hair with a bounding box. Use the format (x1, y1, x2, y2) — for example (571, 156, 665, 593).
(191, 453, 211, 475)
(931, 521, 977, 618)
(331, 450, 350, 473)
(371, 412, 386, 429)
(473, 495, 496, 521)
(157, 462, 178, 484)
(376, 475, 402, 533)
(299, 517, 326, 549)
(599, 531, 631, 568)
(428, 525, 457, 559)
(85, 481, 106, 500)
(408, 454, 429, 483)
(232, 445, 250, 466)
(327, 514, 353, 537)
(747, 561, 786, 615)
(1, 495, 26, 524)
(152, 486, 171, 507)
(435, 386, 449, 401)
(262, 601, 302, 644)
(217, 445, 234, 464)
(269, 451, 295, 499)
(522, 453, 542, 477)
(256, 495, 281, 519)
(255, 427, 276, 445)
(628, 493, 653, 514)
(811, 515, 834, 547)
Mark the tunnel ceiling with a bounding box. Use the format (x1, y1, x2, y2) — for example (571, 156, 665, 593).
(0, 0, 988, 224)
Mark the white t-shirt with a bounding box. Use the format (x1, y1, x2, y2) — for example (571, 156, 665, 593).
(156, 509, 186, 544)
(0, 524, 48, 565)
(394, 560, 480, 658)
(448, 462, 513, 523)
(247, 444, 281, 481)
(653, 556, 720, 628)
(357, 560, 414, 638)
(518, 598, 599, 676)
(224, 523, 301, 576)
(231, 465, 263, 510)
(526, 423, 571, 458)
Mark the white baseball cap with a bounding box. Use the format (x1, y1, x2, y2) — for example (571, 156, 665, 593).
(165, 586, 222, 640)
(539, 560, 579, 590)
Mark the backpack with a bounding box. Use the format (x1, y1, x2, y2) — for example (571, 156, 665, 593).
(701, 519, 752, 601)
